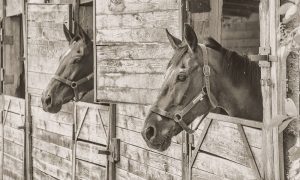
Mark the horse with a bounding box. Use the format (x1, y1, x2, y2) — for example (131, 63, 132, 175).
(41, 24, 94, 113)
(142, 24, 263, 151)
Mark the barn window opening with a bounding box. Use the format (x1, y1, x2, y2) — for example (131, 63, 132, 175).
(221, 0, 260, 55)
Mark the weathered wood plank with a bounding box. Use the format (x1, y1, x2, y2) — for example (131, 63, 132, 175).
(96, 27, 179, 45)
(120, 143, 182, 177)
(32, 126, 72, 149)
(32, 148, 72, 173)
(32, 117, 72, 137)
(97, 73, 164, 90)
(3, 139, 24, 161)
(96, 11, 179, 30)
(75, 159, 106, 180)
(97, 87, 159, 105)
(6, 0, 22, 17)
(32, 157, 71, 180)
(96, 0, 178, 15)
(31, 106, 73, 125)
(3, 154, 24, 178)
(98, 59, 169, 74)
(117, 155, 181, 180)
(4, 126, 24, 146)
(2, 95, 25, 113)
(32, 137, 72, 160)
(3, 112, 24, 130)
(97, 43, 174, 60)
(116, 168, 145, 180)
(33, 168, 58, 180)
(76, 141, 107, 167)
(3, 16, 24, 97)
(192, 152, 258, 180)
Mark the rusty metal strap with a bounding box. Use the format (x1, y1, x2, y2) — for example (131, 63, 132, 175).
(248, 55, 277, 62)
(237, 124, 262, 179)
(189, 119, 212, 168)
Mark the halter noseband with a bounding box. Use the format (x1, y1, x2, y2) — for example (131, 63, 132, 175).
(150, 44, 217, 134)
(52, 73, 94, 102)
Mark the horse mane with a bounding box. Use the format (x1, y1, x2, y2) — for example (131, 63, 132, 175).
(205, 37, 261, 95)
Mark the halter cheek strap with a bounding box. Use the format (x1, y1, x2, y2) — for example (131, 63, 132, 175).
(150, 44, 218, 134)
(52, 73, 94, 101)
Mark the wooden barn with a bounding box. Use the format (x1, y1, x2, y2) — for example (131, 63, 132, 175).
(0, 0, 299, 180)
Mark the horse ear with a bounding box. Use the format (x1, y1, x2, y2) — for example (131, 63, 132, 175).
(63, 24, 74, 42)
(184, 24, 198, 53)
(166, 29, 181, 50)
(77, 23, 90, 42)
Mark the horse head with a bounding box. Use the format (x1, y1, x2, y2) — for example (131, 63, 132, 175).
(41, 24, 93, 113)
(142, 24, 262, 151)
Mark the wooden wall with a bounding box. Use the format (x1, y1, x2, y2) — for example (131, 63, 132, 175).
(95, 0, 180, 105)
(0, 96, 25, 179)
(2, 15, 24, 98)
(26, 3, 108, 179)
(221, 13, 260, 55)
(27, 4, 74, 179)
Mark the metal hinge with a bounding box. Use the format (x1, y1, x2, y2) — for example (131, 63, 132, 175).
(0, 68, 4, 82)
(98, 138, 120, 162)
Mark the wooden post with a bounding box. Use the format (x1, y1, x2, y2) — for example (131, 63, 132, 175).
(260, 0, 282, 179)
(25, 93, 32, 180)
(108, 104, 116, 180)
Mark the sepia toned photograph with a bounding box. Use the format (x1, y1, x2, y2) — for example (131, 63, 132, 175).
(0, 0, 299, 179)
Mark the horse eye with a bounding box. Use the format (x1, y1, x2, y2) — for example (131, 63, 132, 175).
(177, 73, 187, 82)
(73, 58, 81, 64)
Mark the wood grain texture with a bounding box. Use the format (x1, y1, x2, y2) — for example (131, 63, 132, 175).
(96, 0, 179, 104)
(95, 0, 178, 15)
(75, 160, 106, 180)
(6, 0, 22, 17)
(3, 16, 24, 97)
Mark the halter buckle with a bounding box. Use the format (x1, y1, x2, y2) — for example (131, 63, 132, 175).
(203, 65, 210, 76)
(174, 113, 182, 123)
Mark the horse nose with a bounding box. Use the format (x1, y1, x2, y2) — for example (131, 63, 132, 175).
(144, 126, 156, 141)
(44, 95, 52, 106)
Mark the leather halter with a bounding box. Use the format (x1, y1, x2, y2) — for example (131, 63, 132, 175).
(52, 73, 94, 102)
(150, 44, 217, 134)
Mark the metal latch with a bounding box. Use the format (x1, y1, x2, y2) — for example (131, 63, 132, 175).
(248, 55, 278, 62)
(98, 138, 120, 162)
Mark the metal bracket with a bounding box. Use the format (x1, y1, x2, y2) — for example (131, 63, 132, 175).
(98, 138, 120, 163)
(0, 68, 4, 82)
(3, 35, 13, 45)
(248, 55, 277, 62)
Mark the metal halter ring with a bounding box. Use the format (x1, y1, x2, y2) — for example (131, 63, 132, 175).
(174, 113, 182, 123)
(71, 82, 78, 89)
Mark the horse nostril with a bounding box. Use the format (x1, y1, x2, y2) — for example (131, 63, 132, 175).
(45, 95, 52, 106)
(145, 126, 156, 141)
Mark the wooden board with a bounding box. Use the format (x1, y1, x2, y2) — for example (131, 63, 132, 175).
(96, 0, 180, 104)
(6, 0, 23, 17)
(3, 16, 24, 98)
(0, 96, 25, 179)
